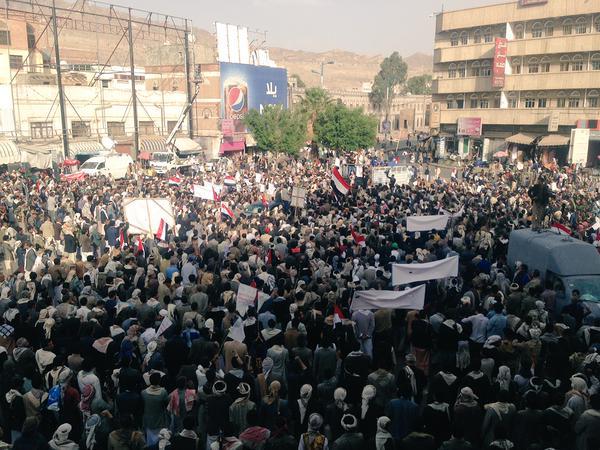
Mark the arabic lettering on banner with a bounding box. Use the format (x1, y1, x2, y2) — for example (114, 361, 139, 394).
(492, 37, 508, 88)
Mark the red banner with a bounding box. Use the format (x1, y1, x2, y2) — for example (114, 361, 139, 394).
(492, 37, 508, 88)
(457, 117, 482, 136)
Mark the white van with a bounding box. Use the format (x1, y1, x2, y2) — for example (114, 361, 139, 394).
(80, 153, 133, 179)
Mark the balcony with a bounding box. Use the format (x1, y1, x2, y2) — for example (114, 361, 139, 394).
(434, 43, 495, 64)
(440, 107, 600, 127)
(432, 76, 494, 95)
(508, 33, 600, 57)
(504, 70, 600, 91)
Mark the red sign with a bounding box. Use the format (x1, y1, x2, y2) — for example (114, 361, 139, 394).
(221, 119, 234, 136)
(457, 117, 482, 136)
(492, 37, 508, 88)
(519, 0, 548, 6)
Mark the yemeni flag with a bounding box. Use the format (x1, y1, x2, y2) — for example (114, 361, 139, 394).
(550, 222, 572, 236)
(212, 185, 221, 202)
(155, 218, 168, 241)
(333, 304, 346, 325)
(221, 202, 235, 220)
(331, 166, 351, 196)
(118, 228, 126, 250)
(168, 175, 182, 186)
(351, 228, 366, 247)
(136, 236, 145, 257)
(223, 175, 236, 186)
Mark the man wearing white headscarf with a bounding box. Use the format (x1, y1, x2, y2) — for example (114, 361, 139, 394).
(48, 423, 78, 450)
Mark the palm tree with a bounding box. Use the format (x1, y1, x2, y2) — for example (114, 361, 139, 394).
(300, 87, 332, 142)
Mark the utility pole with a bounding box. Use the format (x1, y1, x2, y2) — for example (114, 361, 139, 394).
(183, 19, 194, 139)
(52, 0, 69, 158)
(128, 8, 139, 159)
(312, 61, 334, 89)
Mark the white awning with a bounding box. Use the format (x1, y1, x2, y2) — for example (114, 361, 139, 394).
(174, 137, 202, 154)
(19, 145, 53, 169)
(69, 140, 105, 156)
(140, 136, 166, 153)
(537, 134, 570, 147)
(0, 140, 20, 165)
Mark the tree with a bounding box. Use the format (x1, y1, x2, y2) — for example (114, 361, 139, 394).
(369, 52, 408, 113)
(291, 73, 306, 88)
(405, 74, 432, 95)
(314, 103, 378, 152)
(244, 105, 307, 155)
(300, 87, 333, 141)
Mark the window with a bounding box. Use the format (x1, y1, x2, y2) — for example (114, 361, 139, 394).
(557, 92, 566, 108)
(560, 55, 570, 72)
(71, 121, 91, 138)
(9, 55, 22, 69)
(508, 94, 518, 108)
(474, 29, 482, 43)
(446, 95, 455, 109)
(30, 121, 53, 139)
(592, 54, 600, 70)
(107, 121, 125, 137)
(514, 24, 524, 39)
(575, 17, 587, 34)
(568, 91, 581, 108)
(524, 97, 535, 108)
(481, 60, 492, 77)
(595, 17, 600, 33)
(512, 59, 522, 74)
(540, 57, 551, 73)
(167, 121, 179, 134)
(528, 57, 539, 74)
(460, 31, 468, 45)
(138, 121, 155, 135)
(531, 22, 543, 38)
(479, 94, 489, 109)
(101, 80, 109, 88)
(587, 91, 599, 108)
(471, 61, 481, 77)
(456, 97, 464, 109)
(448, 63, 457, 78)
(450, 32, 458, 46)
(538, 98, 547, 108)
(0, 30, 9, 45)
(493, 94, 501, 108)
(572, 55, 584, 71)
(563, 19, 573, 35)
(26, 24, 35, 50)
(457, 62, 466, 78)
(545, 21, 554, 37)
(483, 28, 493, 43)
(470, 94, 478, 109)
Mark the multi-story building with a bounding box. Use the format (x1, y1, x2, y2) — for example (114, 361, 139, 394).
(431, 0, 600, 166)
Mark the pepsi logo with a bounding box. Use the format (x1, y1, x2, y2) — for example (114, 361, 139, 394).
(228, 87, 246, 113)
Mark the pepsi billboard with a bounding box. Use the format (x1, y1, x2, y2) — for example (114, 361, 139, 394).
(220, 62, 288, 132)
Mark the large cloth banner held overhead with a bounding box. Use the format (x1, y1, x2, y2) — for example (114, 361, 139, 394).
(351, 285, 426, 311)
(392, 256, 459, 286)
(406, 214, 449, 232)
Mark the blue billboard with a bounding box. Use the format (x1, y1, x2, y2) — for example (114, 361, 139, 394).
(220, 62, 288, 132)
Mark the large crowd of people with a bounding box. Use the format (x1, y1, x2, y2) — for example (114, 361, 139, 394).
(0, 151, 599, 450)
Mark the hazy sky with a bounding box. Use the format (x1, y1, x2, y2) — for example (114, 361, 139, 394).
(132, 0, 504, 56)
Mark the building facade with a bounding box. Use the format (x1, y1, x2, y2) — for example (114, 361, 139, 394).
(431, 0, 600, 165)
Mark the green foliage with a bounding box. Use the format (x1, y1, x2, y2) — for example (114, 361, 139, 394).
(300, 87, 333, 141)
(244, 105, 307, 155)
(369, 51, 408, 111)
(405, 74, 432, 95)
(314, 103, 377, 152)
